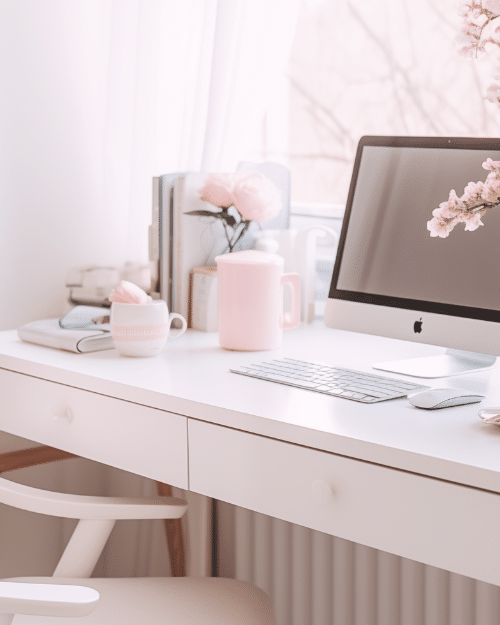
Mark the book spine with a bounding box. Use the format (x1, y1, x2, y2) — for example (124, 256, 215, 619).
(151, 177, 160, 261)
(158, 176, 170, 308)
(171, 175, 185, 317)
(150, 178, 160, 294)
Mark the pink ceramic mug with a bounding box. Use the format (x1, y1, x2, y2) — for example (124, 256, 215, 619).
(215, 250, 300, 351)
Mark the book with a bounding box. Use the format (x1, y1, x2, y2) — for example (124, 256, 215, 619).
(171, 172, 223, 321)
(151, 172, 191, 312)
(18, 318, 114, 353)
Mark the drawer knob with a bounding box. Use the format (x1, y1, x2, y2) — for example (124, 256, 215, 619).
(53, 408, 74, 423)
(311, 479, 333, 506)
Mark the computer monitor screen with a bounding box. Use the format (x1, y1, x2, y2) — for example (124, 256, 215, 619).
(324, 136, 500, 378)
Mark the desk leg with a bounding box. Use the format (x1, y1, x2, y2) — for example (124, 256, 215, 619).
(156, 481, 186, 577)
(0, 446, 77, 472)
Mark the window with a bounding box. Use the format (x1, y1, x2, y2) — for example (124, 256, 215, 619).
(243, 0, 500, 318)
(246, 0, 500, 208)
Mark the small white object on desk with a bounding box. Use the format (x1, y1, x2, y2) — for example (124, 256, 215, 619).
(190, 267, 218, 332)
(408, 388, 485, 410)
(254, 227, 338, 323)
(478, 407, 500, 424)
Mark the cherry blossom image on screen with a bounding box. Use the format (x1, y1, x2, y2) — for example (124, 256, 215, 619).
(428, 1, 500, 238)
(427, 158, 500, 237)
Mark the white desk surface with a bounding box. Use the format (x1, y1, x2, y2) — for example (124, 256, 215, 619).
(0, 322, 499, 494)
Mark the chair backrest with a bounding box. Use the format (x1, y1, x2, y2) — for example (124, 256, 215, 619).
(0, 475, 187, 578)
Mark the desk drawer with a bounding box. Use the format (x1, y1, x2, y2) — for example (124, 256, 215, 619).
(189, 420, 500, 586)
(0, 369, 188, 488)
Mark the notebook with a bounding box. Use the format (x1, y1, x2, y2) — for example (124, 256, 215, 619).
(18, 307, 114, 354)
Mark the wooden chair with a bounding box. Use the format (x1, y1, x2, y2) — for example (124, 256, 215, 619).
(0, 475, 276, 625)
(0, 445, 185, 577)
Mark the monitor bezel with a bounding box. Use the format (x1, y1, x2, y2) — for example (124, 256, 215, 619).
(328, 135, 500, 324)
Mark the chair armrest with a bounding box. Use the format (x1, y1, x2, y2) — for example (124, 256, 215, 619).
(0, 477, 187, 519)
(0, 581, 99, 617)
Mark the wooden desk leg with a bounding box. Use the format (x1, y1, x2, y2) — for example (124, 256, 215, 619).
(156, 481, 186, 577)
(0, 447, 186, 578)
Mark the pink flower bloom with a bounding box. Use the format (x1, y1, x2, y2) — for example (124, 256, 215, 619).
(457, 44, 477, 57)
(433, 203, 454, 219)
(486, 83, 500, 102)
(447, 189, 462, 209)
(457, 2, 471, 17)
(427, 218, 455, 238)
(482, 175, 500, 200)
(483, 0, 500, 15)
(461, 213, 484, 231)
(199, 173, 237, 208)
(455, 31, 476, 46)
(483, 157, 500, 170)
(463, 180, 484, 199)
(231, 171, 282, 222)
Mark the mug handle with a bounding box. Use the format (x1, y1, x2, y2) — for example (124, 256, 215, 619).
(281, 273, 301, 330)
(168, 313, 187, 339)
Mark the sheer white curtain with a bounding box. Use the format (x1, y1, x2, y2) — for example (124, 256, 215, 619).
(103, 0, 299, 577)
(0, 0, 299, 579)
(103, 0, 300, 262)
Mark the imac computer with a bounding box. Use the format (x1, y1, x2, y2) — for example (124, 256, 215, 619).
(324, 136, 500, 378)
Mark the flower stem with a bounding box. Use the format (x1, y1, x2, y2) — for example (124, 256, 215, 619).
(221, 219, 233, 253)
(230, 220, 251, 251)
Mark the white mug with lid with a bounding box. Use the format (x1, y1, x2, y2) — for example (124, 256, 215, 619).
(110, 300, 186, 357)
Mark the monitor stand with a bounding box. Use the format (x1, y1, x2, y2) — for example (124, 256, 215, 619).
(373, 349, 496, 379)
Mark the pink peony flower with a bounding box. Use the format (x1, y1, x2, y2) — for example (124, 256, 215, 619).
(198, 173, 237, 208)
(231, 171, 282, 222)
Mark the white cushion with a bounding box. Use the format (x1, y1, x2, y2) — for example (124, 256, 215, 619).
(4, 577, 276, 625)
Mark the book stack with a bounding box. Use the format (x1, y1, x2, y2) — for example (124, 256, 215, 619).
(149, 162, 291, 325)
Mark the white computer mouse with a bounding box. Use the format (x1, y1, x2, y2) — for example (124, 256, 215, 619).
(407, 388, 485, 410)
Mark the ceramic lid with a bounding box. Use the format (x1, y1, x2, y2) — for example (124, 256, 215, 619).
(215, 250, 284, 266)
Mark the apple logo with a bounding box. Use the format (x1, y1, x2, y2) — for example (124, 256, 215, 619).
(414, 318, 423, 333)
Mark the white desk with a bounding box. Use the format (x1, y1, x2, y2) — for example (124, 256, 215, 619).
(0, 322, 499, 585)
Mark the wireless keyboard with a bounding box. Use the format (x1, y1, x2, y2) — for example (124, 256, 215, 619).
(230, 358, 429, 403)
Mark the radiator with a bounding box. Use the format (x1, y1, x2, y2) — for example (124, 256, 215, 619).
(228, 506, 500, 625)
